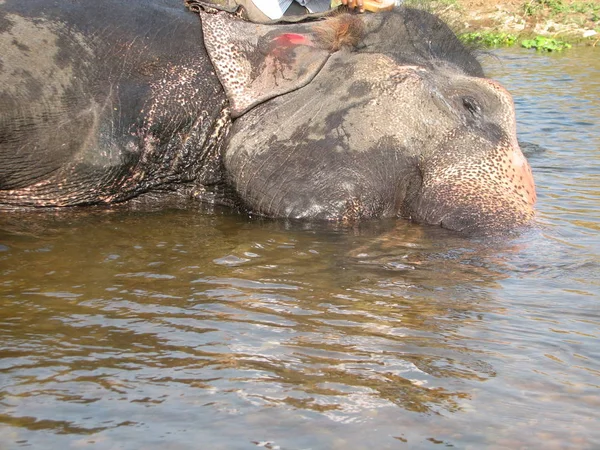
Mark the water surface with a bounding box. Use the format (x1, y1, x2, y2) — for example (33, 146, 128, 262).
(1, 47, 599, 449)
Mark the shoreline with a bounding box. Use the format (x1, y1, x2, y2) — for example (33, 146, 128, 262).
(407, 0, 600, 49)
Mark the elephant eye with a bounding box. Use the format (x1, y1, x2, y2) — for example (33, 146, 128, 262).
(462, 96, 481, 117)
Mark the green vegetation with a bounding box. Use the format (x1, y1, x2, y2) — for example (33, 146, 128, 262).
(520, 35, 573, 51)
(402, 0, 595, 50)
(461, 32, 518, 47)
(459, 31, 573, 52)
(524, 0, 567, 16)
(523, 0, 600, 18)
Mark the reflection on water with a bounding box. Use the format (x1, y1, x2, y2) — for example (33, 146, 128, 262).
(1, 47, 599, 449)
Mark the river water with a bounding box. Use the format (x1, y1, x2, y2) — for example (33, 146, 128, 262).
(1, 47, 599, 449)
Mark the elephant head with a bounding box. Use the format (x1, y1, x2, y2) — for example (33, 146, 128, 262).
(201, 8, 536, 234)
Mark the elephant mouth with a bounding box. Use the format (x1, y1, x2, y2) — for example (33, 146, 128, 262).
(411, 187, 535, 234)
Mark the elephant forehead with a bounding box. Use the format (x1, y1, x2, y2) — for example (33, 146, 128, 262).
(230, 51, 475, 161)
(313, 54, 447, 125)
(323, 53, 427, 93)
(265, 54, 453, 149)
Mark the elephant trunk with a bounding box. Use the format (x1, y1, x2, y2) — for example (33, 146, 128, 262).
(406, 128, 536, 233)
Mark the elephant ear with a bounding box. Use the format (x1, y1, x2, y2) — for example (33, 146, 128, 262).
(200, 12, 331, 118)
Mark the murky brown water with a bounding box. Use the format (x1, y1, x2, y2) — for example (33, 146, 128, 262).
(1, 47, 599, 449)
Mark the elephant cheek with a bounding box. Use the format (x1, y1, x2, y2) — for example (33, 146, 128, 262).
(409, 140, 536, 233)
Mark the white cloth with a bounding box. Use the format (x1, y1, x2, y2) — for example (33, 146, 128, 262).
(251, 0, 332, 19)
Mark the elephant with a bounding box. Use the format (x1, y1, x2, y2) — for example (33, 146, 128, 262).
(0, 0, 536, 233)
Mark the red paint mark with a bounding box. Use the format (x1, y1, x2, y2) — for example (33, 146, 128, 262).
(273, 33, 310, 46)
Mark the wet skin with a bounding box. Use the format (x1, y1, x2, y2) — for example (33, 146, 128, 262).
(0, 1, 535, 233)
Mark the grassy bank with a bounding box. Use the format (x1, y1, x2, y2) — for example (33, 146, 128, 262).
(403, 0, 600, 50)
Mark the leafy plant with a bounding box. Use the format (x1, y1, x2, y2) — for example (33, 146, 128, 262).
(521, 36, 572, 51)
(460, 32, 518, 47)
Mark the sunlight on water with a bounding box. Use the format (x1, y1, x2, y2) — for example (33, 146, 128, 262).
(1, 48, 599, 449)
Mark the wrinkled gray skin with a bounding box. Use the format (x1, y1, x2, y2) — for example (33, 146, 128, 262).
(0, 0, 536, 233)
(1, 0, 228, 206)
